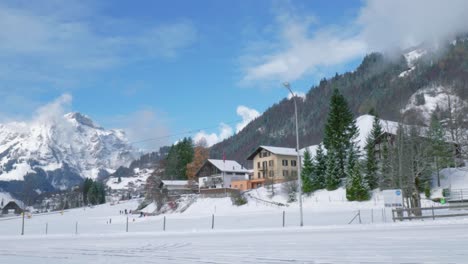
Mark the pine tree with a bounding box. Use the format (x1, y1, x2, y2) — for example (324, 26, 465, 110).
(380, 142, 393, 189)
(325, 149, 340, 190)
(312, 144, 327, 190)
(87, 183, 99, 205)
(427, 113, 453, 187)
(346, 143, 370, 201)
(165, 137, 195, 180)
(364, 115, 383, 189)
(82, 178, 94, 205)
(301, 148, 314, 194)
(323, 89, 357, 180)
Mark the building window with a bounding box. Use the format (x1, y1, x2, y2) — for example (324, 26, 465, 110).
(269, 160, 274, 167)
(291, 170, 297, 177)
(282, 170, 289, 177)
(258, 172, 261, 179)
(269, 171, 274, 177)
(282, 160, 288, 166)
(262, 171, 266, 178)
(257, 162, 260, 168)
(262, 161, 267, 168)
(291, 160, 297, 167)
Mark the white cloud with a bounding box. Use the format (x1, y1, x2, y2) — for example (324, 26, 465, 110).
(35, 93, 72, 125)
(287, 91, 306, 101)
(110, 109, 171, 151)
(236, 105, 260, 133)
(194, 123, 233, 147)
(357, 0, 468, 53)
(195, 105, 261, 147)
(242, 0, 468, 84)
(242, 10, 366, 84)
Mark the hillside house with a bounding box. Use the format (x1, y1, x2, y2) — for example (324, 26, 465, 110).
(239, 146, 299, 190)
(196, 159, 251, 189)
(1, 201, 23, 215)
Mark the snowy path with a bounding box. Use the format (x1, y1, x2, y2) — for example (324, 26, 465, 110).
(0, 222, 467, 263)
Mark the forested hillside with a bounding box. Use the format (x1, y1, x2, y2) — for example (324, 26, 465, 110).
(210, 39, 468, 164)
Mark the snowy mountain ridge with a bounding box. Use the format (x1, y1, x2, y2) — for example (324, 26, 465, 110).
(0, 111, 137, 192)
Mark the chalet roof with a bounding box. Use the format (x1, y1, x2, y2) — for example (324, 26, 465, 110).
(162, 180, 188, 186)
(206, 159, 250, 173)
(247, 146, 297, 160)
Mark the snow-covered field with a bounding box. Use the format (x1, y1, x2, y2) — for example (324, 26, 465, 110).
(1, 216, 468, 263)
(0, 187, 467, 263)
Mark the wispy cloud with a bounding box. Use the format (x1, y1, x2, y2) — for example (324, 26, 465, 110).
(241, 4, 366, 85)
(0, 1, 197, 87)
(109, 108, 172, 151)
(241, 0, 468, 85)
(357, 0, 468, 53)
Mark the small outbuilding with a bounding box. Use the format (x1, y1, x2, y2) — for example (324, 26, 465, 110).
(1, 201, 23, 215)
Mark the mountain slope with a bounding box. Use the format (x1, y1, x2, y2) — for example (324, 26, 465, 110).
(0, 112, 137, 199)
(211, 39, 468, 163)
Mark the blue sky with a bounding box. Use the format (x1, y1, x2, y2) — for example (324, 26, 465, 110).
(1, 0, 467, 150)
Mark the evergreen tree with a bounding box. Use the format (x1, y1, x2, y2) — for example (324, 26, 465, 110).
(364, 115, 383, 189)
(323, 89, 358, 180)
(87, 183, 99, 205)
(118, 176, 122, 183)
(380, 142, 393, 189)
(325, 149, 341, 190)
(346, 143, 370, 201)
(427, 113, 453, 187)
(165, 137, 195, 180)
(312, 144, 327, 190)
(301, 148, 314, 194)
(82, 178, 94, 205)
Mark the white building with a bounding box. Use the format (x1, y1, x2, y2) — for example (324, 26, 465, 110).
(196, 159, 251, 189)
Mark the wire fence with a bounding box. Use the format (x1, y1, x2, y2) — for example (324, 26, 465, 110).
(0, 207, 396, 236)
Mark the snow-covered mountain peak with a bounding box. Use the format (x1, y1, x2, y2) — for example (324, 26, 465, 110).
(0, 112, 138, 193)
(65, 112, 102, 129)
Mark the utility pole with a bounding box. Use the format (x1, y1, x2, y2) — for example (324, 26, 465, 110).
(283, 82, 304, 227)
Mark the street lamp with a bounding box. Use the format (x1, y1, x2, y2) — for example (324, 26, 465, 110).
(283, 82, 304, 227)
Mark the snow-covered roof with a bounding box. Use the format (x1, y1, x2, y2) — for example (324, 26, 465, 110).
(162, 180, 189, 186)
(207, 159, 249, 173)
(247, 146, 297, 160)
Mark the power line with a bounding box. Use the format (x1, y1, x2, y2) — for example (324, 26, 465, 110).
(129, 119, 242, 145)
